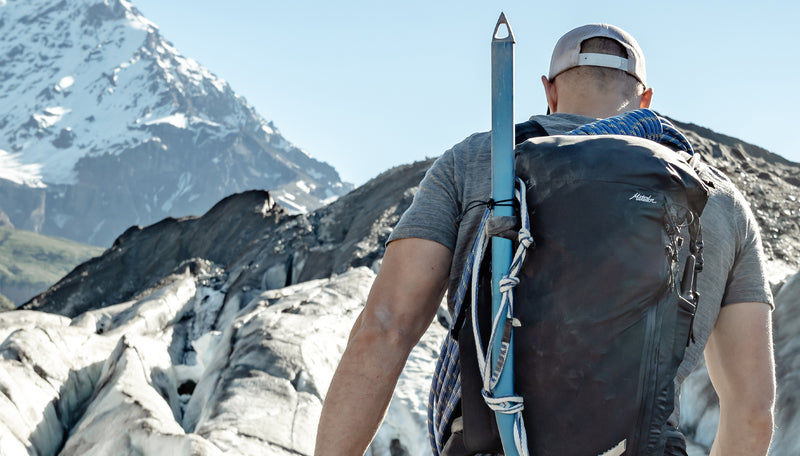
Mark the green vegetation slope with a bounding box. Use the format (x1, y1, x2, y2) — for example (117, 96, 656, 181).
(0, 227, 105, 308)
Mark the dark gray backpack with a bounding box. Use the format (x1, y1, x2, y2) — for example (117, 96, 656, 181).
(431, 114, 709, 455)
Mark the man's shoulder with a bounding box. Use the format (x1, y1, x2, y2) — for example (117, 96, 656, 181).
(449, 129, 492, 156)
(695, 160, 746, 206)
(529, 113, 597, 135)
(694, 159, 759, 245)
(446, 113, 594, 156)
(696, 160, 734, 186)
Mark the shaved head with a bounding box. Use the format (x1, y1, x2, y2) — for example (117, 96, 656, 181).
(554, 37, 645, 99)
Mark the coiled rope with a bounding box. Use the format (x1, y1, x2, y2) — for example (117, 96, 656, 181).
(567, 108, 694, 154)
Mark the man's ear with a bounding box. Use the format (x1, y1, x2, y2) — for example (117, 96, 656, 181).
(541, 75, 558, 114)
(639, 87, 654, 109)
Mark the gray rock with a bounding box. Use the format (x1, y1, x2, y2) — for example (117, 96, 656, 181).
(23, 158, 431, 318)
(674, 119, 800, 273)
(22, 191, 284, 318)
(770, 270, 800, 455)
(0, 209, 13, 228)
(0, 178, 45, 232)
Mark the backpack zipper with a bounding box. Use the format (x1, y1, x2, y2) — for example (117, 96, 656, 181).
(634, 305, 660, 454)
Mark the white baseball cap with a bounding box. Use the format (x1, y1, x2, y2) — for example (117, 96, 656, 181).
(548, 23, 647, 86)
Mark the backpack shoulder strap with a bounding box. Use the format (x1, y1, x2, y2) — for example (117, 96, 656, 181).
(686, 152, 718, 190)
(515, 119, 549, 144)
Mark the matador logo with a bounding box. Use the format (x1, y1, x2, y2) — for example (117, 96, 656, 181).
(629, 192, 657, 204)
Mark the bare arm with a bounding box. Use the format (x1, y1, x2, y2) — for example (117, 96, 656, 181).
(314, 238, 452, 456)
(705, 302, 775, 456)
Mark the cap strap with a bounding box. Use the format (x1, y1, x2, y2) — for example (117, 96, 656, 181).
(578, 53, 628, 71)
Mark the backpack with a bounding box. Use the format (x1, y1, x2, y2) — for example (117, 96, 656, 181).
(429, 111, 709, 456)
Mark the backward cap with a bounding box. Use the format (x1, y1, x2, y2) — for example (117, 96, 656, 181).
(548, 23, 647, 86)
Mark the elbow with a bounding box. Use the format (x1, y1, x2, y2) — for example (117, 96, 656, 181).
(717, 374, 776, 432)
(342, 320, 421, 380)
(749, 406, 775, 443)
(745, 407, 775, 442)
(720, 397, 775, 446)
(349, 305, 428, 363)
(743, 407, 775, 453)
(353, 317, 421, 354)
(353, 301, 433, 356)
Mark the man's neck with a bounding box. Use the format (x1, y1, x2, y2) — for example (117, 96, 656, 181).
(555, 97, 638, 119)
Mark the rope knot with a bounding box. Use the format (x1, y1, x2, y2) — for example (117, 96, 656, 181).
(481, 389, 525, 414)
(499, 276, 520, 292)
(517, 228, 534, 248)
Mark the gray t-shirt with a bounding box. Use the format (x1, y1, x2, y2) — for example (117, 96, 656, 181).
(387, 112, 774, 427)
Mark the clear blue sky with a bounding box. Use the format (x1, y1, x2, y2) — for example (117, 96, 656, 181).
(133, 0, 798, 186)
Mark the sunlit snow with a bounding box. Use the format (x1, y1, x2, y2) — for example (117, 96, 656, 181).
(146, 113, 189, 129)
(276, 195, 307, 214)
(296, 180, 315, 194)
(57, 76, 75, 91)
(160, 172, 193, 212)
(33, 107, 71, 129)
(0, 149, 45, 188)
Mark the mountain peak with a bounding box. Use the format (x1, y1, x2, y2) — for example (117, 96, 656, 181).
(0, 0, 351, 245)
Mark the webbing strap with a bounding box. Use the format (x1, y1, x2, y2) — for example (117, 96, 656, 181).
(598, 439, 627, 456)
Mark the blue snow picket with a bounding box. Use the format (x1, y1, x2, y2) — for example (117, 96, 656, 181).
(488, 13, 527, 456)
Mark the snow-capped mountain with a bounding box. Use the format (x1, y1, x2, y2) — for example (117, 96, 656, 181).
(0, 0, 351, 246)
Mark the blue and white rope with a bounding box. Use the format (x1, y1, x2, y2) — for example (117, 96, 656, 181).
(469, 177, 532, 456)
(567, 108, 694, 154)
(428, 207, 492, 455)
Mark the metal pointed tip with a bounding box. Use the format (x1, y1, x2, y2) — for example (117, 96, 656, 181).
(493, 12, 515, 43)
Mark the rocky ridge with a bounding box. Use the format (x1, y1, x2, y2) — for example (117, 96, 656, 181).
(3, 120, 800, 455)
(672, 118, 800, 276)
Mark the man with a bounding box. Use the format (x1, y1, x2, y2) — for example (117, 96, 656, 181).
(315, 23, 775, 456)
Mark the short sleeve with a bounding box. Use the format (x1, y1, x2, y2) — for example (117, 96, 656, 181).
(386, 148, 460, 251)
(722, 185, 775, 309)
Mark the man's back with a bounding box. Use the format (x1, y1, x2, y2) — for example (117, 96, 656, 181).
(314, 22, 775, 456)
